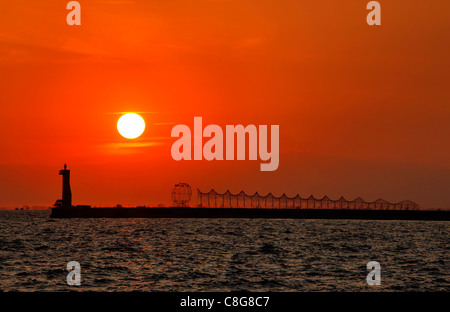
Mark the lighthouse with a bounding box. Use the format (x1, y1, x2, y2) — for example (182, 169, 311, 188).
(54, 164, 72, 208)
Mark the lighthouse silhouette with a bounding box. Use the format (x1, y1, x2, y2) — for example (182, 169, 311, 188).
(58, 164, 72, 208)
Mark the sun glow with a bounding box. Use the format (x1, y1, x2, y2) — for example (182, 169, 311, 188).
(117, 113, 145, 139)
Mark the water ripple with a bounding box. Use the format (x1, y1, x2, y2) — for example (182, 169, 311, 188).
(0, 211, 448, 291)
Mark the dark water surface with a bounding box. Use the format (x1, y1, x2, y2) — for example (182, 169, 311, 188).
(0, 211, 448, 291)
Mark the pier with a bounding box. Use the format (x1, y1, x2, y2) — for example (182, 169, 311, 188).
(50, 165, 449, 221)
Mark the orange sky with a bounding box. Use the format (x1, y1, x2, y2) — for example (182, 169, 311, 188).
(0, 1, 449, 208)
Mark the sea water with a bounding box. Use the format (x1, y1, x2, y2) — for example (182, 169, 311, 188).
(0, 211, 448, 291)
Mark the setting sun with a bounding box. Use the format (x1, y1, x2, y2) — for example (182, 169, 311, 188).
(117, 113, 145, 139)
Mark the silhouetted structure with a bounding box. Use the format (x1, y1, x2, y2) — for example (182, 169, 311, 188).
(172, 183, 192, 207)
(53, 164, 72, 208)
(197, 189, 420, 210)
(50, 167, 450, 220)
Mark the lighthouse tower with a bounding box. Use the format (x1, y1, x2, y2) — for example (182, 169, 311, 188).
(58, 164, 72, 208)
